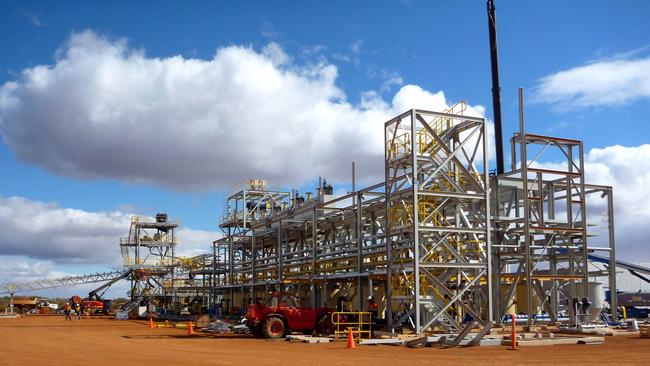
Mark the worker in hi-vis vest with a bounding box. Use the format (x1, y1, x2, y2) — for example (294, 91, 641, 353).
(63, 303, 72, 322)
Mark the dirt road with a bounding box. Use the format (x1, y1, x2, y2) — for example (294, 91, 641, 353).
(0, 316, 647, 365)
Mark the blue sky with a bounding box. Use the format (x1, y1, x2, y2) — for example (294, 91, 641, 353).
(1, 0, 650, 295)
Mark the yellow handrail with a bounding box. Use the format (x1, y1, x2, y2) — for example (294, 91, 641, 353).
(331, 311, 372, 340)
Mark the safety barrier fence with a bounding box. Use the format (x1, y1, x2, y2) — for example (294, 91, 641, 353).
(331, 311, 372, 341)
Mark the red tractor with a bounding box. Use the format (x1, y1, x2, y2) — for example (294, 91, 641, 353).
(245, 292, 334, 339)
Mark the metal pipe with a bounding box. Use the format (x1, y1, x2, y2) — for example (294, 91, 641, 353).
(518, 87, 533, 327)
(352, 162, 356, 205)
(607, 188, 618, 319)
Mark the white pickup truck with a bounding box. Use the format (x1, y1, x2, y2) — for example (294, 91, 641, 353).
(40, 301, 59, 311)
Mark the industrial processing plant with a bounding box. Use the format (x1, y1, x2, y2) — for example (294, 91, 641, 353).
(1, 1, 649, 365)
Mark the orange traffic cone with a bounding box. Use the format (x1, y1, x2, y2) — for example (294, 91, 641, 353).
(148, 317, 154, 329)
(346, 328, 356, 349)
(187, 321, 194, 335)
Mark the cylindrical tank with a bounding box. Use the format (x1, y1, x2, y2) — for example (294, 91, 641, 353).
(587, 282, 604, 321)
(588, 282, 605, 309)
(572, 282, 604, 321)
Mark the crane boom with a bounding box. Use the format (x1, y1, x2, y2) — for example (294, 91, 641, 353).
(487, 0, 505, 174)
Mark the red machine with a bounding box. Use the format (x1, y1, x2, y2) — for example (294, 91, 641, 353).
(67, 271, 130, 316)
(70, 295, 105, 314)
(245, 292, 333, 339)
(81, 299, 104, 313)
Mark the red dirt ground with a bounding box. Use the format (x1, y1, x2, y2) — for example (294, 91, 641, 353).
(0, 316, 648, 365)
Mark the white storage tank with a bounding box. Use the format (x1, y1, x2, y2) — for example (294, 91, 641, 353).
(571, 282, 604, 321)
(588, 282, 604, 321)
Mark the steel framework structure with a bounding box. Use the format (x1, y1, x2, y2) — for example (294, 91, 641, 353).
(493, 132, 587, 325)
(119, 214, 179, 303)
(491, 133, 617, 325)
(384, 108, 492, 333)
(0, 105, 617, 331)
(215, 178, 388, 313)
(207, 106, 617, 333)
(488, 90, 617, 327)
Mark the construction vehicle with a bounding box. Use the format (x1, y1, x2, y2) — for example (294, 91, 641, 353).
(70, 270, 133, 315)
(82, 299, 106, 313)
(38, 299, 58, 313)
(67, 295, 108, 315)
(69, 295, 107, 314)
(11, 297, 58, 314)
(245, 292, 334, 339)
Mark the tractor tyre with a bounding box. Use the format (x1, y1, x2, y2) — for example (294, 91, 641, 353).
(263, 317, 286, 339)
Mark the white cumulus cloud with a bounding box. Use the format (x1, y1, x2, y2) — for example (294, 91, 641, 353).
(0, 196, 131, 265)
(0, 257, 63, 284)
(584, 145, 650, 262)
(533, 53, 650, 108)
(0, 30, 483, 191)
(0, 195, 218, 268)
